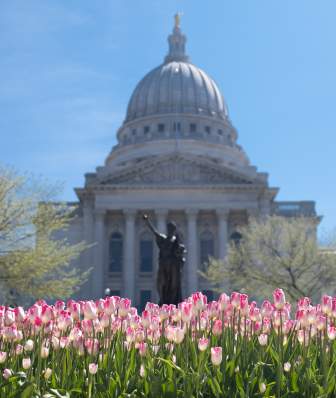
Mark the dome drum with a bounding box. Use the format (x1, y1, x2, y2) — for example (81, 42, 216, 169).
(116, 113, 237, 148)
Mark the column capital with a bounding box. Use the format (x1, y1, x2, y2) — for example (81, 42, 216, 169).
(186, 208, 199, 219)
(216, 208, 230, 219)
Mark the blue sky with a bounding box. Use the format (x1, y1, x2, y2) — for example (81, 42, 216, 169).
(1, 0, 335, 239)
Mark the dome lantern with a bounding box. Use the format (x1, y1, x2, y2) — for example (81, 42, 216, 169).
(164, 13, 189, 64)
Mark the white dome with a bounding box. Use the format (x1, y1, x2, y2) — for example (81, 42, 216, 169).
(125, 61, 228, 123)
(108, 18, 246, 168)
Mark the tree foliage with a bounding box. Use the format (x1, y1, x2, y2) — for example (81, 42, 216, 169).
(204, 216, 336, 302)
(0, 166, 89, 304)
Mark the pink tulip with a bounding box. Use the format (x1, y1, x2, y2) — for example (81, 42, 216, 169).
(331, 298, 336, 318)
(58, 311, 73, 331)
(15, 344, 23, 355)
(83, 301, 98, 320)
(218, 293, 230, 311)
(181, 302, 192, 323)
(44, 368, 52, 380)
(261, 300, 273, 318)
(3, 325, 18, 341)
(297, 297, 311, 309)
(41, 346, 49, 358)
(283, 320, 294, 335)
(327, 326, 336, 340)
(307, 307, 317, 325)
(159, 304, 170, 321)
(100, 313, 110, 328)
(28, 305, 41, 322)
(0, 352, 7, 363)
(138, 342, 147, 356)
(207, 301, 219, 319)
(4, 310, 15, 326)
(24, 340, 34, 352)
(2, 368, 12, 380)
(192, 292, 207, 311)
(321, 295, 332, 315)
(88, 363, 98, 375)
(273, 289, 286, 310)
(14, 307, 25, 324)
(41, 305, 53, 324)
(68, 301, 81, 320)
(85, 338, 99, 355)
(212, 319, 222, 336)
(119, 298, 131, 317)
(258, 334, 268, 346)
(103, 297, 115, 315)
(211, 347, 222, 366)
(141, 310, 151, 328)
(174, 327, 185, 344)
(198, 337, 209, 351)
(60, 336, 70, 348)
(239, 294, 249, 316)
(22, 358, 31, 370)
(316, 315, 327, 331)
(250, 307, 261, 322)
(254, 321, 262, 333)
(55, 300, 65, 312)
(230, 292, 240, 308)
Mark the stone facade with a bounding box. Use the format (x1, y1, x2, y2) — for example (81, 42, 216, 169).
(64, 18, 318, 306)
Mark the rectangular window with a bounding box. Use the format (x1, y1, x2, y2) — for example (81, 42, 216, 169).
(109, 235, 123, 272)
(110, 290, 120, 297)
(140, 240, 153, 272)
(144, 126, 150, 134)
(140, 290, 152, 311)
(132, 129, 137, 136)
(190, 123, 196, 133)
(218, 129, 223, 136)
(205, 126, 211, 134)
(173, 122, 181, 132)
(200, 239, 214, 266)
(158, 123, 165, 132)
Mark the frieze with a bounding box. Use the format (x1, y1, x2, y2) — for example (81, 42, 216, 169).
(100, 156, 256, 186)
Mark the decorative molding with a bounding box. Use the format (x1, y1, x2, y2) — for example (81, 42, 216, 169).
(100, 154, 259, 187)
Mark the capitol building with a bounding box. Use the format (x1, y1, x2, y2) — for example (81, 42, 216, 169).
(67, 17, 317, 307)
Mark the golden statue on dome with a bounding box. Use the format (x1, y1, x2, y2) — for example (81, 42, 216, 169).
(174, 12, 182, 28)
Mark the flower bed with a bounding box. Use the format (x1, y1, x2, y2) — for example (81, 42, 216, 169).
(1, 289, 336, 397)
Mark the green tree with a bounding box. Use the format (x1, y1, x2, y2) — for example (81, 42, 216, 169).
(204, 216, 336, 302)
(0, 166, 89, 304)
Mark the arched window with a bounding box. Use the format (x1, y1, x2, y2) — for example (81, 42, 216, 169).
(140, 232, 153, 272)
(230, 231, 242, 246)
(200, 231, 214, 269)
(109, 232, 123, 272)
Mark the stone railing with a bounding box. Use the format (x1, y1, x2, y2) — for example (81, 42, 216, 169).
(272, 201, 316, 217)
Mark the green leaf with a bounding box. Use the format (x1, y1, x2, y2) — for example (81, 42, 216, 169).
(290, 372, 299, 392)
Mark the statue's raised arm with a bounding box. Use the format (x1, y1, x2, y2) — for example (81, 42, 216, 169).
(142, 214, 161, 238)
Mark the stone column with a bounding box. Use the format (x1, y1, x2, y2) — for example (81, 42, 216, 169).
(216, 209, 229, 260)
(81, 200, 94, 299)
(92, 210, 105, 300)
(123, 209, 136, 304)
(153, 209, 168, 303)
(186, 209, 198, 296)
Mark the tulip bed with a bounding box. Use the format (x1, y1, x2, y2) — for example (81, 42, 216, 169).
(1, 289, 336, 397)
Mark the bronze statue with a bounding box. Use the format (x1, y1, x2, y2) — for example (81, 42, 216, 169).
(143, 214, 186, 306)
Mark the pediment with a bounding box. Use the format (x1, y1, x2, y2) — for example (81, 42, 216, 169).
(99, 155, 262, 187)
